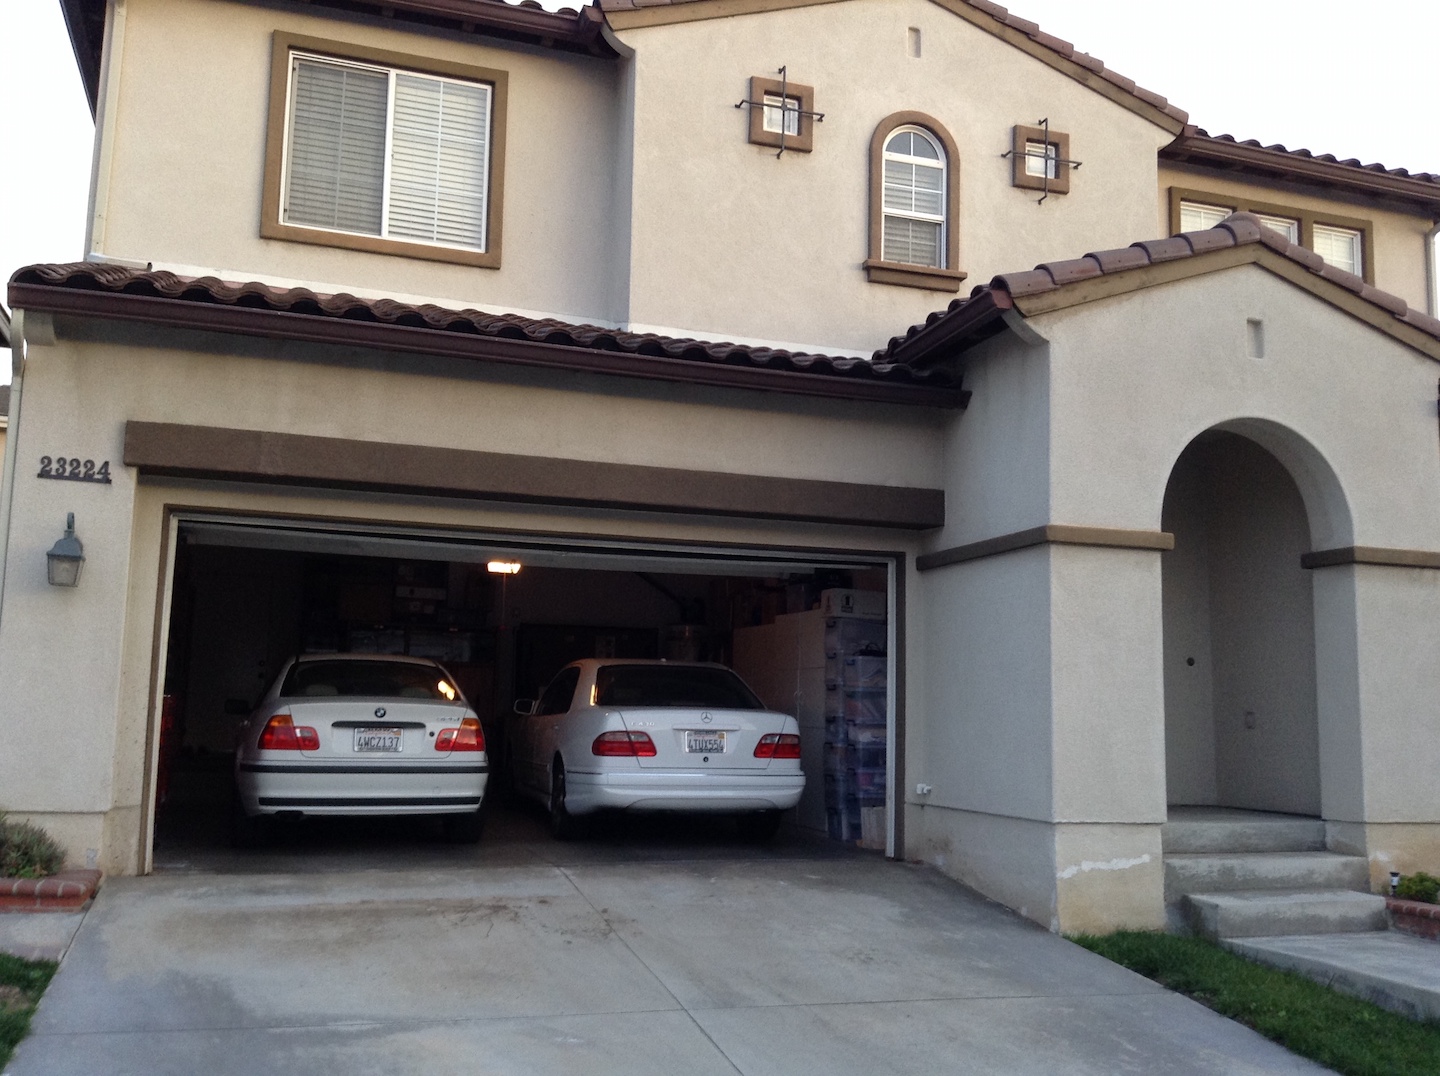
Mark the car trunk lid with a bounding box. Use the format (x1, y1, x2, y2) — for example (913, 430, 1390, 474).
(614, 707, 788, 770)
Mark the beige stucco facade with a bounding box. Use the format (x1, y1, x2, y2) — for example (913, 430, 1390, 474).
(4, 0, 1440, 935)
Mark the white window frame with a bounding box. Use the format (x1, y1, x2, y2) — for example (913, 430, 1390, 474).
(881, 126, 947, 269)
(280, 51, 494, 254)
(1313, 223, 1364, 276)
(1024, 140, 1058, 179)
(761, 92, 801, 137)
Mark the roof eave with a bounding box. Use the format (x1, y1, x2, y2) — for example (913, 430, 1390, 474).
(1161, 134, 1440, 216)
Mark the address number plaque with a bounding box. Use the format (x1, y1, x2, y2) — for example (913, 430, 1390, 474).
(37, 456, 113, 484)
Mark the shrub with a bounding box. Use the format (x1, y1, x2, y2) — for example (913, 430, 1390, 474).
(1397, 871, 1440, 905)
(0, 814, 65, 880)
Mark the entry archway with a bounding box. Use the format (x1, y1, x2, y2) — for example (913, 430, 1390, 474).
(1161, 429, 1322, 815)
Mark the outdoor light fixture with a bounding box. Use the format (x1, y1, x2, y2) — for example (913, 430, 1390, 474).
(1390, 871, 1401, 897)
(487, 560, 521, 575)
(46, 513, 85, 587)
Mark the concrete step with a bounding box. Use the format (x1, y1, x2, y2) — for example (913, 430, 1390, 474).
(1165, 851, 1370, 901)
(1184, 889, 1389, 940)
(1162, 815, 1325, 855)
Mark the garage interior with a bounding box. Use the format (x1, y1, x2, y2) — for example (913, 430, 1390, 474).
(152, 518, 894, 860)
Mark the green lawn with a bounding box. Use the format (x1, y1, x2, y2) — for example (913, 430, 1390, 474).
(1070, 930, 1440, 1076)
(0, 953, 56, 1068)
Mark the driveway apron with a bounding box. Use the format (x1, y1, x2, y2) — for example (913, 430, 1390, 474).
(7, 837, 1327, 1075)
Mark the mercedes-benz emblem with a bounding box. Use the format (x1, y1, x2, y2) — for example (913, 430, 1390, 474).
(374, 706, 387, 719)
(702, 712, 712, 723)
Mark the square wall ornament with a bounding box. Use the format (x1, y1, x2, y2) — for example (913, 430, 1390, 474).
(1011, 124, 1070, 195)
(747, 76, 815, 153)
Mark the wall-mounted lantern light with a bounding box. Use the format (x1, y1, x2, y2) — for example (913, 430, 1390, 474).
(46, 513, 85, 587)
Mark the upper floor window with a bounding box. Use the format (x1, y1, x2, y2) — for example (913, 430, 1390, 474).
(262, 34, 508, 269)
(745, 75, 815, 153)
(882, 128, 946, 267)
(1010, 124, 1071, 196)
(865, 113, 965, 292)
(1171, 188, 1371, 283)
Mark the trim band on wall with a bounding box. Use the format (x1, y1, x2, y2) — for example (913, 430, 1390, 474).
(123, 422, 946, 530)
(1301, 546, 1440, 570)
(917, 524, 1174, 571)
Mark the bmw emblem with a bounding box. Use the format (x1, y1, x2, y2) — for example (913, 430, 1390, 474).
(374, 707, 387, 719)
(702, 712, 712, 724)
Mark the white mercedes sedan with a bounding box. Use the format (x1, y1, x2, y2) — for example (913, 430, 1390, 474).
(233, 654, 488, 844)
(510, 660, 804, 840)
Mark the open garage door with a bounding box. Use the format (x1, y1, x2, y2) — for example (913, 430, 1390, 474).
(150, 514, 899, 865)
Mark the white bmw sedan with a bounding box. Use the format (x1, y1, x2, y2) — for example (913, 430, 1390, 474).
(510, 660, 804, 840)
(233, 654, 488, 844)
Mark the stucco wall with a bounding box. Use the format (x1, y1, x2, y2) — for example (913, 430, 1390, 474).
(91, 0, 625, 324)
(1158, 164, 1435, 314)
(615, 0, 1175, 351)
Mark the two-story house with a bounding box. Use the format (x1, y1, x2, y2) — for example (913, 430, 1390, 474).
(2, 0, 1438, 935)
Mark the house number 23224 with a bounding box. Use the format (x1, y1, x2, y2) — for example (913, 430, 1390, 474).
(38, 456, 113, 484)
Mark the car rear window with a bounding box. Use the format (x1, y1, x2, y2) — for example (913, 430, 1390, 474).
(594, 665, 764, 709)
(281, 660, 460, 701)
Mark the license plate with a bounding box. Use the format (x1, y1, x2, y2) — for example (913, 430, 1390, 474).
(685, 731, 725, 754)
(354, 727, 403, 753)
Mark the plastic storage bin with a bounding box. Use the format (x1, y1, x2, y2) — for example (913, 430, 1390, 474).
(842, 655, 888, 689)
(824, 617, 887, 658)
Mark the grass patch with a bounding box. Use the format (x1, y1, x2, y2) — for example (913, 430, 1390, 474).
(1070, 930, 1440, 1076)
(0, 953, 56, 1068)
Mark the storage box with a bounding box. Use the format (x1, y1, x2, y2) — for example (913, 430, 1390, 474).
(843, 689, 886, 726)
(824, 714, 848, 746)
(848, 766, 886, 794)
(846, 742, 886, 769)
(820, 589, 886, 620)
(823, 617, 888, 657)
(847, 721, 887, 746)
(842, 655, 887, 689)
(859, 806, 886, 850)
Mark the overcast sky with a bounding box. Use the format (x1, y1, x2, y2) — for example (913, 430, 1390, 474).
(2, 0, 1437, 322)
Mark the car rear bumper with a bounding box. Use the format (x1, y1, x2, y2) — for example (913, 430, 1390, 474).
(236, 762, 488, 816)
(564, 769, 804, 816)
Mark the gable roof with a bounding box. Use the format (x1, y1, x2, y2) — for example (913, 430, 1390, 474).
(880, 212, 1440, 367)
(601, 0, 1187, 133)
(1162, 127, 1440, 216)
(7, 263, 964, 409)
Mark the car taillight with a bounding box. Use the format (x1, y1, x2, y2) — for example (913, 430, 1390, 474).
(592, 731, 657, 757)
(436, 717, 484, 752)
(257, 713, 319, 751)
(754, 733, 801, 759)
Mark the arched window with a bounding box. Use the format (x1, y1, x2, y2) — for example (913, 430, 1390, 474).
(881, 127, 946, 267)
(866, 113, 964, 292)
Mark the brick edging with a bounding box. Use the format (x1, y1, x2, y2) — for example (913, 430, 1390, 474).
(1386, 897, 1440, 941)
(0, 869, 102, 912)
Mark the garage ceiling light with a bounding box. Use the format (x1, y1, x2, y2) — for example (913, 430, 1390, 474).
(487, 560, 521, 575)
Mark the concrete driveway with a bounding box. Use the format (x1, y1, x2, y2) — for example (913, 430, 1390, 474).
(7, 808, 1324, 1075)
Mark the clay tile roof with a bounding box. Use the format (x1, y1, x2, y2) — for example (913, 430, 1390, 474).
(7, 263, 963, 407)
(877, 211, 1440, 366)
(1161, 127, 1440, 213)
(599, 0, 1186, 127)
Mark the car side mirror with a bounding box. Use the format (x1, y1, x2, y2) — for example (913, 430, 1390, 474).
(513, 699, 537, 716)
(224, 697, 251, 716)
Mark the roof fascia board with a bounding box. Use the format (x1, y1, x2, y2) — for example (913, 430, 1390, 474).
(604, 0, 844, 30)
(7, 283, 964, 409)
(1162, 137, 1440, 216)
(1009, 247, 1440, 363)
(925, 0, 1183, 135)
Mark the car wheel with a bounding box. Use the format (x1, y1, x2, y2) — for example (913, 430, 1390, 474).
(442, 808, 485, 844)
(735, 810, 783, 843)
(548, 761, 584, 841)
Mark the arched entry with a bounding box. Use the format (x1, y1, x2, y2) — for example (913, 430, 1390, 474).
(1161, 430, 1320, 815)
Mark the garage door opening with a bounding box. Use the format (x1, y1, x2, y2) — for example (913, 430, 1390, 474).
(150, 516, 899, 867)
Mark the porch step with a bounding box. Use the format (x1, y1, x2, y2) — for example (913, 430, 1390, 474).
(1162, 814, 1326, 855)
(1184, 889, 1389, 940)
(1165, 851, 1370, 901)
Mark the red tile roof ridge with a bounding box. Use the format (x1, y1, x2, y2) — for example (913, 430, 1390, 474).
(597, 0, 1187, 125)
(878, 211, 1440, 363)
(7, 263, 959, 394)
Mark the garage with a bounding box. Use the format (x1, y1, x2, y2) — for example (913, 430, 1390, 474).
(151, 514, 900, 861)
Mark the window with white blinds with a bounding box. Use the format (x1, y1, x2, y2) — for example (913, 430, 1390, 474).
(1254, 213, 1299, 243)
(881, 128, 946, 268)
(282, 54, 492, 252)
(1179, 200, 1232, 232)
(1313, 224, 1363, 276)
